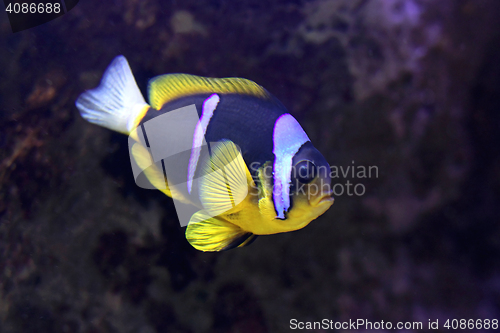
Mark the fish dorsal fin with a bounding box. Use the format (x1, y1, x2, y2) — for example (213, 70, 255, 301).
(186, 210, 254, 252)
(199, 140, 254, 217)
(148, 74, 270, 110)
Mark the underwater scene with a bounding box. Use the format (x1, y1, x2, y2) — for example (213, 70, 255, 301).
(1, 0, 500, 332)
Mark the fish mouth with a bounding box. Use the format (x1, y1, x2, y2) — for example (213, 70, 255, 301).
(311, 190, 334, 206)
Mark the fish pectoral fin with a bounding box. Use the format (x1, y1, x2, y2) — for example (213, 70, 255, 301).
(258, 196, 277, 221)
(257, 161, 278, 220)
(186, 210, 254, 252)
(199, 140, 255, 217)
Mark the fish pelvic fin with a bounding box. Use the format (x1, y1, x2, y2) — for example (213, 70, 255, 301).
(76, 55, 149, 134)
(186, 210, 255, 252)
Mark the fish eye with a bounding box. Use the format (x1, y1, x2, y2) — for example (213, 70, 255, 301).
(294, 160, 317, 184)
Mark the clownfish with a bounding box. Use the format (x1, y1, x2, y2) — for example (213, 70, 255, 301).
(76, 56, 333, 252)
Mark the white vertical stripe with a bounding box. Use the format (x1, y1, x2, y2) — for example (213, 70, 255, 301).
(272, 114, 310, 219)
(187, 94, 220, 193)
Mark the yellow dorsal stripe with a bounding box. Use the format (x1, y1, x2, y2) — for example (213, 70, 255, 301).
(148, 74, 269, 110)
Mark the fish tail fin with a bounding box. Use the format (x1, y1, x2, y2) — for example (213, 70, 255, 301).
(76, 55, 149, 134)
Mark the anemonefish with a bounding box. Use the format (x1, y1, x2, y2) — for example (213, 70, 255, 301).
(76, 56, 333, 252)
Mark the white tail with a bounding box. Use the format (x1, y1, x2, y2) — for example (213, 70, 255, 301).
(75, 56, 149, 134)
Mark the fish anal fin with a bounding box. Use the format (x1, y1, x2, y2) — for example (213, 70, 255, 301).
(186, 210, 251, 252)
(235, 234, 258, 249)
(130, 142, 192, 204)
(130, 142, 171, 195)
